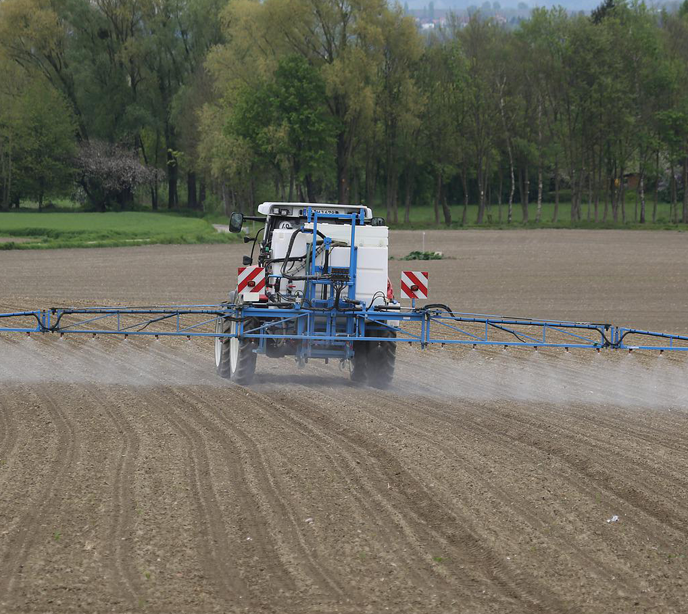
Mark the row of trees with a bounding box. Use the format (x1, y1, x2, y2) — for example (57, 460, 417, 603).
(0, 0, 223, 210)
(2, 0, 688, 224)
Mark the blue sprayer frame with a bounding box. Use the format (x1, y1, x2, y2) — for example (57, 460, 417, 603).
(2, 207, 688, 354)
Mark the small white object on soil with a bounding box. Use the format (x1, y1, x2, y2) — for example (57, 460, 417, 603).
(607, 515, 620, 523)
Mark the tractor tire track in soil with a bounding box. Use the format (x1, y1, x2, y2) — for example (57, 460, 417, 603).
(269, 388, 565, 613)
(0, 385, 78, 603)
(1, 232, 688, 613)
(0, 388, 19, 487)
(83, 385, 142, 606)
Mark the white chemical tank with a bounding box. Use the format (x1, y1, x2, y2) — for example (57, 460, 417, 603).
(270, 222, 388, 307)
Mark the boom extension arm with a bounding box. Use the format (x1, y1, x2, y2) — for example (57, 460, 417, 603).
(1, 305, 687, 352)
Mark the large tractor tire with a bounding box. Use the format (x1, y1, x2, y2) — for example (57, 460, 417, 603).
(350, 340, 369, 384)
(215, 315, 258, 385)
(364, 327, 397, 389)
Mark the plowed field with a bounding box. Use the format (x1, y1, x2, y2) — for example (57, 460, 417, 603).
(1, 230, 687, 613)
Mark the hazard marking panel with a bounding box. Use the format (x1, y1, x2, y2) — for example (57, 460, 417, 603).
(401, 271, 429, 300)
(238, 266, 266, 301)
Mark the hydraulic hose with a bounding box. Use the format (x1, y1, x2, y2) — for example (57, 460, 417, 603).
(280, 228, 329, 281)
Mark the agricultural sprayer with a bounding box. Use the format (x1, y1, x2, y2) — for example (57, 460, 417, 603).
(2, 202, 688, 386)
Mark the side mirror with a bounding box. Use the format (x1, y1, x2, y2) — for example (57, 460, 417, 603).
(371, 217, 385, 227)
(229, 212, 244, 233)
(242, 255, 253, 266)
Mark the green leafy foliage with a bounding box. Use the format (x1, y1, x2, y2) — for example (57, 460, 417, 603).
(1, 0, 688, 228)
(401, 251, 444, 260)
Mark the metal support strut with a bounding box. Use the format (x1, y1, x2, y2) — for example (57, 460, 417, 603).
(1, 305, 688, 352)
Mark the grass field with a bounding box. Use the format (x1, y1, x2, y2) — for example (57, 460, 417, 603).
(379, 200, 688, 230)
(1, 198, 686, 251)
(0, 211, 234, 250)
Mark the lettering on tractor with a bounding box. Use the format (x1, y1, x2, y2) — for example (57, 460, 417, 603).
(2, 201, 688, 388)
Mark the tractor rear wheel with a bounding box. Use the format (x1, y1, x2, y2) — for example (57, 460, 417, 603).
(350, 341, 368, 384)
(366, 327, 396, 389)
(215, 316, 258, 385)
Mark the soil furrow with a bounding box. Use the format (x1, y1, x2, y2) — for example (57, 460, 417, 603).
(0, 390, 19, 488)
(147, 391, 249, 602)
(0, 387, 78, 600)
(349, 392, 636, 590)
(2, 233, 688, 613)
(82, 384, 142, 605)
(415, 398, 688, 550)
(445, 403, 688, 538)
(168, 386, 348, 598)
(249, 384, 568, 613)
(124, 343, 343, 596)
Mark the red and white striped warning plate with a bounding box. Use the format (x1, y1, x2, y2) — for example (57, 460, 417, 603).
(401, 271, 429, 300)
(238, 266, 266, 301)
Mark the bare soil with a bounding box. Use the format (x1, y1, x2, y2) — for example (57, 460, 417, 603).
(1, 230, 687, 613)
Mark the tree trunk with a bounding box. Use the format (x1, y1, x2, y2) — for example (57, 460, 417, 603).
(433, 173, 441, 226)
(351, 169, 359, 204)
(249, 175, 256, 214)
(570, 168, 578, 222)
(199, 179, 206, 211)
(486, 179, 491, 222)
(499, 82, 515, 225)
(404, 170, 413, 225)
(152, 129, 160, 210)
(365, 152, 376, 208)
(553, 160, 559, 223)
(167, 149, 178, 209)
(536, 165, 543, 223)
(477, 165, 486, 224)
(611, 174, 619, 223)
(386, 162, 398, 225)
(653, 149, 659, 223)
(670, 163, 677, 223)
(498, 172, 503, 223)
(536, 98, 543, 224)
(602, 170, 609, 222)
(441, 185, 452, 227)
(587, 172, 592, 222)
(595, 150, 602, 223)
(187, 171, 197, 209)
(519, 165, 529, 223)
(4, 132, 12, 209)
(337, 132, 350, 204)
(305, 175, 316, 203)
(620, 167, 626, 224)
(461, 169, 469, 226)
(221, 181, 230, 216)
(639, 170, 646, 224)
(683, 155, 688, 223)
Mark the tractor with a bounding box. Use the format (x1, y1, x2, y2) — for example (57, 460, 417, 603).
(214, 202, 398, 387)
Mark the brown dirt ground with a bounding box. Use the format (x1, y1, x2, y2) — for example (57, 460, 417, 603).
(1, 229, 687, 613)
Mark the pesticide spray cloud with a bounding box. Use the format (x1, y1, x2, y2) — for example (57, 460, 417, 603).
(1, 336, 687, 410)
(0, 336, 219, 387)
(392, 345, 688, 410)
